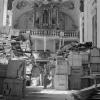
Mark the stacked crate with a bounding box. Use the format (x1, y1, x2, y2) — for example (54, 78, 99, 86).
(3, 79, 23, 97)
(55, 57, 70, 75)
(0, 64, 8, 94)
(54, 74, 68, 90)
(54, 56, 69, 90)
(0, 64, 8, 78)
(80, 52, 91, 88)
(68, 52, 82, 76)
(3, 60, 26, 98)
(90, 48, 100, 77)
(68, 52, 82, 90)
(6, 60, 26, 79)
(80, 52, 89, 64)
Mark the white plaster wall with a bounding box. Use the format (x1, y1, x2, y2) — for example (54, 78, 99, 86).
(97, 0, 100, 48)
(3, 0, 8, 26)
(12, 0, 80, 30)
(12, 0, 34, 27)
(57, 0, 80, 29)
(0, 0, 8, 28)
(79, 12, 84, 43)
(84, 0, 93, 42)
(0, 0, 4, 28)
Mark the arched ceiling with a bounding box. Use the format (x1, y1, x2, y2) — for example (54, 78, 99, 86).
(12, 0, 80, 30)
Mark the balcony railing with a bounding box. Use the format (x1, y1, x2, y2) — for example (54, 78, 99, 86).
(30, 29, 60, 37)
(21, 29, 79, 39)
(64, 31, 79, 38)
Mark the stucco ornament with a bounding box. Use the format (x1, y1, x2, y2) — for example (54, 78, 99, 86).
(12, 0, 77, 30)
(29, 0, 74, 10)
(16, 0, 28, 9)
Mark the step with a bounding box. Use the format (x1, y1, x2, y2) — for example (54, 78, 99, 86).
(88, 93, 100, 100)
(88, 98, 100, 100)
(92, 94, 100, 98)
(96, 92, 100, 95)
(96, 90, 100, 92)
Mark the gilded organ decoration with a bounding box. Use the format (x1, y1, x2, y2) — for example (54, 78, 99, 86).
(62, 1, 75, 10)
(58, 12, 65, 30)
(52, 8, 57, 25)
(12, 0, 78, 31)
(33, 3, 59, 29)
(34, 10, 41, 28)
(16, 0, 28, 9)
(43, 10, 49, 25)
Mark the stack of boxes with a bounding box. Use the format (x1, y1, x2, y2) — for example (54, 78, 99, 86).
(54, 56, 70, 90)
(90, 48, 100, 84)
(0, 64, 8, 94)
(68, 52, 82, 90)
(3, 60, 26, 98)
(80, 51, 90, 77)
(80, 51, 91, 88)
(90, 48, 100, 74)
(53, 48, 100, 90)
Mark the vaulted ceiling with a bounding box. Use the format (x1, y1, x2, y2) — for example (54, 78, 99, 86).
(12, 0, 80, 30)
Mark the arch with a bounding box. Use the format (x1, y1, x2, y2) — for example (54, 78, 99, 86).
(13, 10, 34, 29)
(58, 11, 78, 31)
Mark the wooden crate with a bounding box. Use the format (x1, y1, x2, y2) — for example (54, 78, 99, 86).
(68, 53, 82, 66)
(90, 48, 100, 57)
(71, 65, 83, 76)
(81, 78, 94, 89)
(90, 56, 100, 63)
(0, 64, 8, 77)
(90, 64, 100, 73)
(69, 75, 81, 90)
(7, 60, 25, 78)
(3, 79, 25, 97)
(55, 65, 69, 75)
(55, 59, 70, 75)
(54, 75, 68, 90)
(71, 68, 83, 76)
(0, 78, 5, 94)
(80, 52, 89, 64)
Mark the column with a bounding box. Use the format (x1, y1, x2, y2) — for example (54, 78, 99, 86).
(3, 0, 8, 26)
(35, 39, 37, 51)
(44, 36, 46, 51)
(53, 39, 56, 52)
(59, 38, 61, 50)
(40, 74, 42, 86)
(50, 9, 52, 26)
(62, 38, 64, 46)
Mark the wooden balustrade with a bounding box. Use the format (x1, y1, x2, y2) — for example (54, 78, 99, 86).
(21, 29, 79, 39)
(64, 31, 79, 38)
